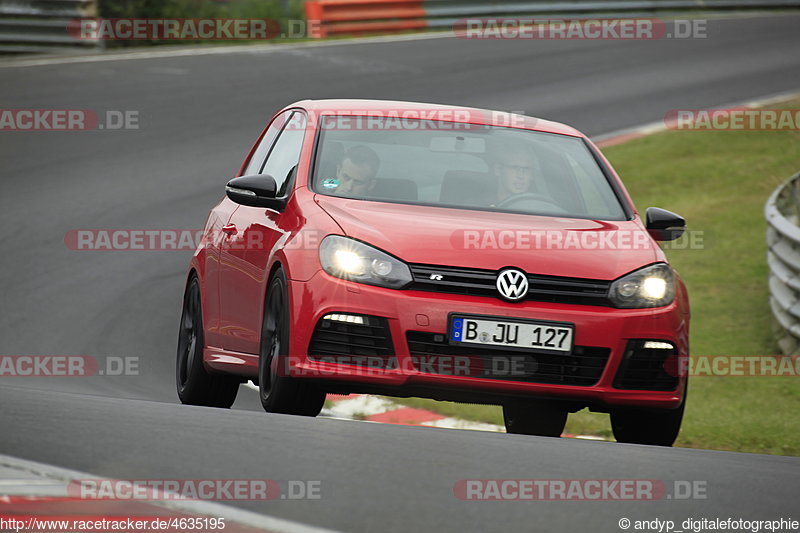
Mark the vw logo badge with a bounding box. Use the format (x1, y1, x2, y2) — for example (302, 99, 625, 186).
(496, 268, 528, 301)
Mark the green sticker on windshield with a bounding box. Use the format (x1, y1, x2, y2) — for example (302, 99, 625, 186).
(322, 178, 340, 189)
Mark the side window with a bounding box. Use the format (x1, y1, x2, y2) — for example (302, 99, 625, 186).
(242, 111, 290, 176)
(261, 112, 307, 197)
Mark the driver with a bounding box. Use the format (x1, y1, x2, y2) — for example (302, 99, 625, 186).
(330, 145, 381, 197)
(491, 147, 536, 206)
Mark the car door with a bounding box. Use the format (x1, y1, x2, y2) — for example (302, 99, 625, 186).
(203, 111, 290, 349)
(218, 110, 307, 354)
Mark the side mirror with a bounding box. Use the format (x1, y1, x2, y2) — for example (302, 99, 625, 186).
(225, 174, 286, 211)
(646, 207, 686, 241)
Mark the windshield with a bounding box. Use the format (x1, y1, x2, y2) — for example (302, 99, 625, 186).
(312, 116, 627, 220)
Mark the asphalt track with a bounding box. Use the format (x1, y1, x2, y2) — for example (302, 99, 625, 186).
(1, 13, 799, 532)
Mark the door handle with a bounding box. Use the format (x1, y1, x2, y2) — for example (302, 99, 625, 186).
(221, 224, 238, 237)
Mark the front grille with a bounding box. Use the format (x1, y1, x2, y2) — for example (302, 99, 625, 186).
(406, 331, 610, 386)
(407, 264, 612, 306)
(613, 340, 680, 391)
(308, 314, 395, 369)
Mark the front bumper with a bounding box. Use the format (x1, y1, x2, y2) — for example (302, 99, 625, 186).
(285, 270, 689, 410)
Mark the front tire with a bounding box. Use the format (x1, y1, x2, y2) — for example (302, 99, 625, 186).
(503, 400, 568, 437)
(176, 275, 240, 408)
(259, 269, 325, 416)
(610, 400, 685, 446)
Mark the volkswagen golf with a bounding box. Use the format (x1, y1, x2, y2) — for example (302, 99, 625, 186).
(177, 99, 690, 446)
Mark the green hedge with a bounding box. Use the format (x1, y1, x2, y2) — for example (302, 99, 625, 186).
(98, 0, 298, 18)
(97, 0, 305, 45)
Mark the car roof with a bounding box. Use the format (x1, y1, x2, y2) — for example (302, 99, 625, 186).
(283, 99, 584, 138)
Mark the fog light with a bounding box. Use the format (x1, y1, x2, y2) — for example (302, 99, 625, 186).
(323, 313, 365, 325)
(643, 341, 674, 350)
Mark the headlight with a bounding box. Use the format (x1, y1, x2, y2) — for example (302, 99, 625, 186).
(609, 263, 675, 308)
(319, 235, 412, 289)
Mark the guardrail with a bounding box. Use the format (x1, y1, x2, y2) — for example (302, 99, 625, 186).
(765, 172, 800, 355)
(0, 0, 99, 53)
(304, 0, 800, 37)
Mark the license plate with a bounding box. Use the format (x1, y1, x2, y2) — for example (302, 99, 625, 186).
(449, 314, 574, 354)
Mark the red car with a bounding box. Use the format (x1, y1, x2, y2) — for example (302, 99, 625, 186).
(177, 99, 689, 446)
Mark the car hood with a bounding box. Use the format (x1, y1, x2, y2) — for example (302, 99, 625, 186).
(314, 196, 660, 280)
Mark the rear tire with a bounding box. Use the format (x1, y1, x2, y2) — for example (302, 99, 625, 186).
(503, 400, 568, 437)
(176, 275, 240, 408)
(610, 400, 685, 447)
(259, 269, 325, 416)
